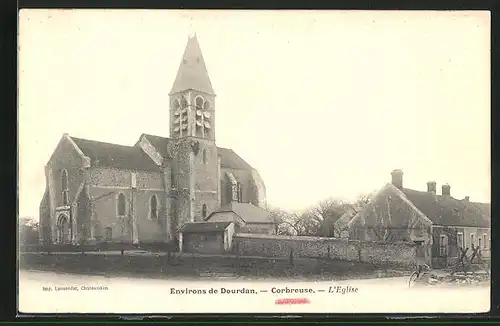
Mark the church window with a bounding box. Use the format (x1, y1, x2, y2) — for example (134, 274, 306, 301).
(457, 232, 464, 249)
(149, 195, 158, 220)
(203, 101, 210, 110)
(117, 193, 126, 216)
(173, 99, 180, 109)
(195, 96, 204, 108)
(61, 169, 69, 205)
(202, 204, 207, 219)
(181, 97, 188, 108)
(62, 169, 68, 190)
(237, 182, 243, 203)
(202, 149, 207, 164)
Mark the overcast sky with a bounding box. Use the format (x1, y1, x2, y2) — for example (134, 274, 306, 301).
(18, 10, 490, 218)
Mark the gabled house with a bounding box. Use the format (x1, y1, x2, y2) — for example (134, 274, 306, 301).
(347, 169, 490, 268)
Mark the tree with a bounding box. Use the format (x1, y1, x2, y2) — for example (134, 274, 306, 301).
(352, 194, 373, 213)
(19, 217, 39, 250)
(266, 206, 299, 235)
(267, 193, 373, 238)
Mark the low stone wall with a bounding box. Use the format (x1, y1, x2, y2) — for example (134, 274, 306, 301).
(233, 233, 417, 268)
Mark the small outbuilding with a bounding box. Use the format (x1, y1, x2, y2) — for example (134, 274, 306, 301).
(179, 221, 235, 254)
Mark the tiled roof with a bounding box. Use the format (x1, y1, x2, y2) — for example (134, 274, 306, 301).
(170, 35, 215, 95)
(71, 137, 160, 172)
(334, 208, 357, 228)
(218, 147, 253, 170)
(141, 134, 253, 171)
(141, 133, 173, 159)
(180, 222, 232, 233)
(402, 188, 490, 228)
(211, 202, 273, 224)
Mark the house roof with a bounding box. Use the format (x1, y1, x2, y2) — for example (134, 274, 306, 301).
(141, 134, 253, 171)
(70, 136, 161, 172)
(334, 208, 357, 228)
(401, 188, 490, 228)
(170, 35, 215, 95)
(180, 221, 232, 233)
(210, 202, 274, 224)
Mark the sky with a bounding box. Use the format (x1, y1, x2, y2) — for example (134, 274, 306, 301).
(18, 10, 490, 219)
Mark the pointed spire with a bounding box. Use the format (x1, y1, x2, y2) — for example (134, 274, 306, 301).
(170, 35, 215, 95)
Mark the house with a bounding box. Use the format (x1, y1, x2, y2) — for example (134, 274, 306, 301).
(205, 202, 276, 235)
(38, 35, 267, 247)
(347, 169, 490, 268)
(179, 221, 235, 254)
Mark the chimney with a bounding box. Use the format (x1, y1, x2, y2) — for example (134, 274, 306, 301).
(442, 184, 451, 196)
(426, 181, 436, 193)
(391, 169, 403, 189)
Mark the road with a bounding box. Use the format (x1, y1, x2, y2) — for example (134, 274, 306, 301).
(19, 269, 490, 314)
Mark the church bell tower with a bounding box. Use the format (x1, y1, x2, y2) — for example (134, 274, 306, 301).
(168, 35, 220, 227)
(169, 34, 216, 141)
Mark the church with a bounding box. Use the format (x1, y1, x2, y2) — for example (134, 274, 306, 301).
(38, 35, 273, 247)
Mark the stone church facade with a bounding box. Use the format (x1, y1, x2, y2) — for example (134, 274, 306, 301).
(38, 35, 267, 246)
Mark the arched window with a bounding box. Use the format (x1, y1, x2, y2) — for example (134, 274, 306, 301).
(202, 148, 207, 164)
(150, 195, 158, 220)
(195, 96, 204, 109)
(173, 99, 180, 109)
(117, 193, 126, 216)
(61, 169, 68, 205)
(61, 170, 68, 190)
(202, 204, 207, 219)
(181, 97, 188, 108)
(237, 182, 243, 203)
(203, 101, 210, 110)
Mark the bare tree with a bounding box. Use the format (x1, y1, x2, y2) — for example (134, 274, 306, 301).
(267, 193, 373, 238)
(301, 198, 351, 237)
(266, 206, 301, 235)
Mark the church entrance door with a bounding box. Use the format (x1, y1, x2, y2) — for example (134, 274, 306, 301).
(57, 214, 70, 244)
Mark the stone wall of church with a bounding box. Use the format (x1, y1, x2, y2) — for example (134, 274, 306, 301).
(45, 137, 89, 243)
(89, 167, 162, 189)
(194, 191, 218, 221)
(47, 138, 87, 209)
(87, 167, 166, 243)
(193, 141, 219, 222)
(135, 190, 167, 242)
(220, 167, 255, 205)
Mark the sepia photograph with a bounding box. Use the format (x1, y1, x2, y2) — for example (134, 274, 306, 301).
(18, 9, 490, 314)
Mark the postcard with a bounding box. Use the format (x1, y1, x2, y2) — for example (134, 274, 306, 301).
(18, 9, 491, 314)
